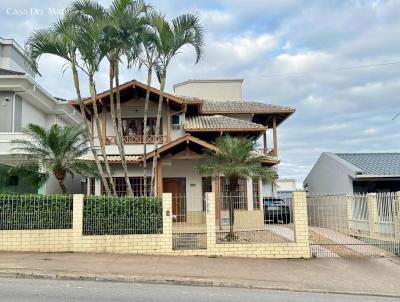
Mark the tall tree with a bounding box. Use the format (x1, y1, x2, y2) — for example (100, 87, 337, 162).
(25, 19, 112, 195)
(195, 136, 277, 241)
(66, 0, 117, 195)
(11, 124, 98, 194)
(107, 0, 150, 195)
(128, 18, 160, 197)
(149, 13, 204, 195)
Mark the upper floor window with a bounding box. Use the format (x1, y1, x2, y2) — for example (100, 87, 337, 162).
(122, 118, 162, 137)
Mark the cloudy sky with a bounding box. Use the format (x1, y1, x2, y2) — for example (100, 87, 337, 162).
(1, 0, 400, 185)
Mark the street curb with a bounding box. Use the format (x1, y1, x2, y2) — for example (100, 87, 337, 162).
(0, 269, 399, 299)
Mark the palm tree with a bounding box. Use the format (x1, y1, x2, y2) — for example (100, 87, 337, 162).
(149, 13, 205, 195)
(66, 0, 117, 195)
(128, 16, 160, 197)
(25, 18, 112, 195)
(195, 136, 277, 241)
(11, 124, 98, 194)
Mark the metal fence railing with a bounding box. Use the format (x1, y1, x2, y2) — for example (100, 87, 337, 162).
(0, 194, 73, 230)
(215, 193, 294, 244)
(83, 195, 163, 236)
(170, 193, 207, 250)
(307, 193, 400, 257)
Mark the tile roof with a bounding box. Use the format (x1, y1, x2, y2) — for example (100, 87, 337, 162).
(336, 153, 400, 176)
(180, 96, 295, 113)
(185, 115, 266, 131)
(0, 68, 25, 76)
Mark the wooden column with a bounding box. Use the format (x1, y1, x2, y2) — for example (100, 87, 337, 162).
(272, 116, 278, 157)
(263, 130, 267, 154)
(101, 108, 107, 145)
(214, 174, 221, 221)
(166, 99, 171, 142)
(156, 159, 163, 197)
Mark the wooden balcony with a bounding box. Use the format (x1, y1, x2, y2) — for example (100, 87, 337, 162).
(258, 148, 276, 156)
(106, 135, 169, 145)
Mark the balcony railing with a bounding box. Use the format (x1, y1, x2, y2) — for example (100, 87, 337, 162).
(106, 135, 169, 145)
(257, 148, 276, 156)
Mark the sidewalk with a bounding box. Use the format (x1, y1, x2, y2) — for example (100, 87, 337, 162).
(0, 252, 399, 297)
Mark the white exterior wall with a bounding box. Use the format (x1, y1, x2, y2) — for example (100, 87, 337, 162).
(162, 159, 203, 212)
(21, 100, 46, 128)
(276, 179, 297, 192)
(0, 41, 33, 76)
(262, 181, 276, 197)
(304, 153, 355, 194)
(174, 80, 243, 102)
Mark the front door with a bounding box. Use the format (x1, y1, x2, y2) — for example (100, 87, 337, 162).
(163, 178, 186, 222)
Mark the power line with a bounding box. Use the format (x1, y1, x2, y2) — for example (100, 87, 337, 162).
(252, 60, 400, 79)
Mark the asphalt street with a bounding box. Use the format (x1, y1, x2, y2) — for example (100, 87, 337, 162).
(0, 278, 398, 302)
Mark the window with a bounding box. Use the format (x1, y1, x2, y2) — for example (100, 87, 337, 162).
(252, 178, 260, 210)
(6, 176, 18, 186)
(101, 177, 151, 196)
(202, 177, 212, 211)
(220, 177, 247, 210)
(88, 178, 95, 195)
(171, 115, 180, 125)
(122, 118, 161, 137)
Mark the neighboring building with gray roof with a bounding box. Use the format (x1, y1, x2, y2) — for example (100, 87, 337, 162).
(304, 152, 400, 194)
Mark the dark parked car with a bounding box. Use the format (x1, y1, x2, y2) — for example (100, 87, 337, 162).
(263, 197, 291, 224)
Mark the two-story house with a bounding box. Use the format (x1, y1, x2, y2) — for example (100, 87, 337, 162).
(0, 37, 82, 194)
(71, 78, 295, 225)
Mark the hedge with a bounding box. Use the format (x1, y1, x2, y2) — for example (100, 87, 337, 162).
(83, 195, 163, 235)
(0, 193, 73, 230)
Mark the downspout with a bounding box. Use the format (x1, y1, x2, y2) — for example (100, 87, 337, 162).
(11, 92, 15, 132)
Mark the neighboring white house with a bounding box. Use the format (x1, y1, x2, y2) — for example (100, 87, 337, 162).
(304, 152, 400, 194)
(0, 37, 82, 194)
(275, 178, 297, 198)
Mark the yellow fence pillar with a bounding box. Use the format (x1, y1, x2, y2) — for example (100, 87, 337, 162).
(206, 192, 216, 253)
(72, 194, 84, 252)
(395, 192, 400, 241)
(367, 193, 378, 239)
(347, 194, 353, 236)
(292, 191, 310, 258)
(162, 193, 173, 252)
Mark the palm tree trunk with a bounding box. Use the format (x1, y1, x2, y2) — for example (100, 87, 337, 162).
(89, 76, 117, 196)
(228, 190, 235, 238)
(54, 170, 67, 194)
(150, 71, 166, 196)
(109, 62, 134, 196)
(142, 67, 152, 197)
(227, 178, 238, 241)
(114, 63, 133, 195)
(71, 60, 111, 195)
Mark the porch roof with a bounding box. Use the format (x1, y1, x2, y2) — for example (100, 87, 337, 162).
(145, 134, 219, 161)
(185, 115, 266, 132)
(69, 79, 186, 112)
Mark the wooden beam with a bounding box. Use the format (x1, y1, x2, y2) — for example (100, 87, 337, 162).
(167, 99, 171, 142)
(272, 116, 277, 157)
(156, 159, 163, 197)
(215, 175, 221, 222)
(263, 130, 267, 153)
(102, 105, 107, 145)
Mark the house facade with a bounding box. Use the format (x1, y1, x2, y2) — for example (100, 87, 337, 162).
(72, 78, 295, 224)
(304, 152, 400, 194)
(0, 37, 82, 194)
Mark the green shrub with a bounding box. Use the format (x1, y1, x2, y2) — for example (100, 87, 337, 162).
(83, 195, 163, 235)
(0, 193, 73, 230)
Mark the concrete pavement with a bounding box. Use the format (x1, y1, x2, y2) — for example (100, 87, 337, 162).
(0, 252, 399, 297)
(0, 278, 398, 302)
